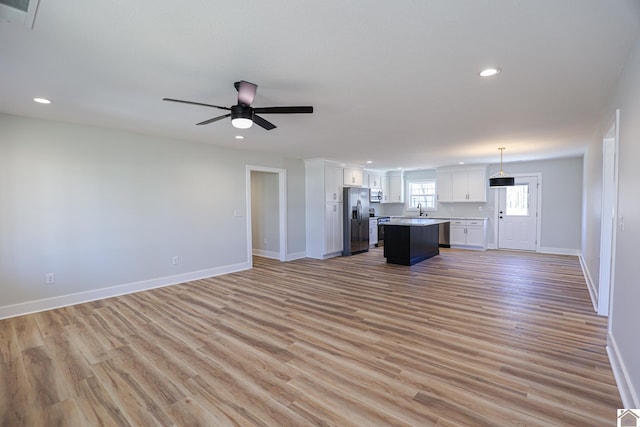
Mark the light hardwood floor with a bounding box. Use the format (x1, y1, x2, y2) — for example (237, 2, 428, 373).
(0, 248, 621, 426)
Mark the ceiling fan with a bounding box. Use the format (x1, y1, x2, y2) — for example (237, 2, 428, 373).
(163, 80, 313, 130)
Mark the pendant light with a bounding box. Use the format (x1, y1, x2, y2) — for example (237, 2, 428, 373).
(489, 147, 515, 187)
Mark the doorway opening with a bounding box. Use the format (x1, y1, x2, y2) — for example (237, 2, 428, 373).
(246, 166, 287, 266)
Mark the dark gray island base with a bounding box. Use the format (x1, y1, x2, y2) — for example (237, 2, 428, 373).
(383, 219, 450, 265)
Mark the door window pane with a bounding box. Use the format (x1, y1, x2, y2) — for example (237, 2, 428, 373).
(506, 184, 529, 216)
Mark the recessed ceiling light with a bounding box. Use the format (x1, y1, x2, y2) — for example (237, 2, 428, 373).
(366, 160, 373, 164)
(33, 97, 52, 104)
(458, 161, 465, 165)
(235, 135, 244, 140)
(479, 68, 501, 77)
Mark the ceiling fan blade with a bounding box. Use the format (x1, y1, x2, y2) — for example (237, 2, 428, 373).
(163, 98, 231, 110)
(196, 113, 231, 125)
(252, 115, 277, 130)
(253, 106, 313, 114)
(235, 81, 257, 106)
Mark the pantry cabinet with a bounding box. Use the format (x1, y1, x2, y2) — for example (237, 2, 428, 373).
(306, 158, 366, 259)
(326, 203, 344, 254)
(325, 165, 343, 202)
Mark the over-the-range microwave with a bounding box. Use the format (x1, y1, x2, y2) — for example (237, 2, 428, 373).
(370, 188, 382, 203)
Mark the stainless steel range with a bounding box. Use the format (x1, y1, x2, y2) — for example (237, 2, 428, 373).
(377, 216, 390, 246)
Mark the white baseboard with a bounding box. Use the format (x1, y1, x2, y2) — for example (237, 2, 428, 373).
(578, 254, 599, 312)
(286, 251, 307, 261)
(537, 246, 580, 256)
(608, 332, 640, 408)
(252, 249, 280, 259)
(450, 245, 487, 251)
(486, 244, 579, 256)
(252, 250, 307, 262)
(0, 261, 251, 320)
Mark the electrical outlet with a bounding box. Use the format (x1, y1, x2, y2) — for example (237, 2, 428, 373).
(172, 256, 179, 265)
(45, 273, 55, 284)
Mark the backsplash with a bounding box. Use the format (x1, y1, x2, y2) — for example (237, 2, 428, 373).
(376, 202, 492, 219)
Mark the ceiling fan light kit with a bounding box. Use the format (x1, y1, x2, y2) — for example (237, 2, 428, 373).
(163, 80, 313, 131)
(489, 147, 515, 187)
(231, 104, 254, 129)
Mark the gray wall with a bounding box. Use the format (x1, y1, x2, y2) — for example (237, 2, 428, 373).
(584, 32, 640, 407)
(488, 157, 583, 251)
(0, 113, 306, 309)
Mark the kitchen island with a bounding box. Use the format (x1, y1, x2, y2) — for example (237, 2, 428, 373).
(383, 218, 450, 265)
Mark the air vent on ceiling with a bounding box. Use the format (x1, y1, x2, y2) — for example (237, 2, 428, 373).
(0, 0, 40, 28)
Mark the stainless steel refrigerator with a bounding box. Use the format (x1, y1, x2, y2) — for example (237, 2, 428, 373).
(342, 187, 370, 256)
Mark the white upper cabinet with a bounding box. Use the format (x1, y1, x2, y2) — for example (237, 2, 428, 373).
(343, 167, 363, 187)
(437, 166, 487, 203)
(368, 173, 383, 189)
(382, 170, 404, 203)
(465, 170, 487, 202)
(437, 171, 454, 203)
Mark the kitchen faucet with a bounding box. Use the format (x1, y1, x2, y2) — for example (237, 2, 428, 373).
(417, 203, 423, 216)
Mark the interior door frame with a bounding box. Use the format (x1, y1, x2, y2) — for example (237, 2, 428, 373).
(246, 165, 288, 266)
(493, 173, 542, 252)
(598, 109, 620, 317)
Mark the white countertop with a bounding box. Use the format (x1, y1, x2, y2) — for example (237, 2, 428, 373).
(433, 217, 488, 221)
(393, 216, 488, 221)
(386, 218, 451, 226)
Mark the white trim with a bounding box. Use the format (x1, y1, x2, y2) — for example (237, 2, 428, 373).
(0, 0, 40, 28)
(252, 249, 280, 259)
(604, 109, 621, 321)
(286, 251, 307, 261)
(246, 165, 288, 264)
(536, 246, 580, 256)
(608, 332, 640, 408)
(579, 253, 599, 312)
(0, 262, 250, 320)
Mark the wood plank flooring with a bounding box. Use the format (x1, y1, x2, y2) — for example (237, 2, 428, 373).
(0, 248, 621, 426)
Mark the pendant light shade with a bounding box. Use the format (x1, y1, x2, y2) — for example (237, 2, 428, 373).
(489, 147, 515, 187)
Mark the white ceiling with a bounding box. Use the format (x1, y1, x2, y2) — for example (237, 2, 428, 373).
(1, 1, 639, 170)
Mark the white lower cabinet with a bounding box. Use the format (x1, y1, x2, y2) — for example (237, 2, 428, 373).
(450, 219, 487, 250)
(369, 218, 378, 246)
